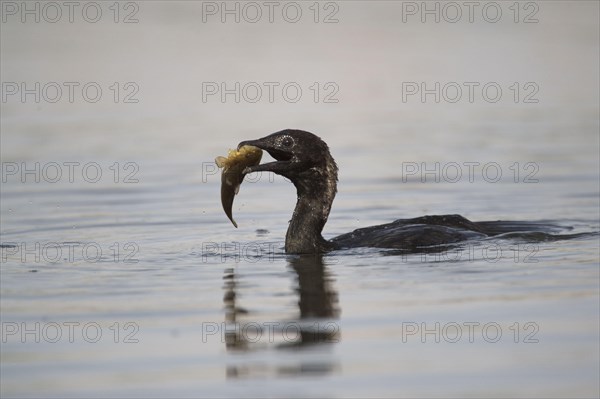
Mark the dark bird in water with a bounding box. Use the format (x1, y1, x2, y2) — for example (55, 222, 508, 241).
(238, 129, 572, 254)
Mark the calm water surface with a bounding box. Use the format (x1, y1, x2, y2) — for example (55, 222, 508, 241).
(1, 2, 599, 398)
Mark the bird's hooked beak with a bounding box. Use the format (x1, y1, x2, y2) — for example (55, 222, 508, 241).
(237, 138, 264, 151)
(238, 136, 295, 176)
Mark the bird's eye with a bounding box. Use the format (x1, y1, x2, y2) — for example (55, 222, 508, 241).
(281, 136, 294, 148)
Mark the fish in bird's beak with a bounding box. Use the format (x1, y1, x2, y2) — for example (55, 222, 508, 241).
(214, 145, 262, 227)
(216, 130, 324, 227)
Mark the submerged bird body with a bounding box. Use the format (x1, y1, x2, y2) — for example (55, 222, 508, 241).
(238, 129, 567, 254)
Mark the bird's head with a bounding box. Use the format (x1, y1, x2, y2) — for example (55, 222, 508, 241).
(238, 129, 336, 181)
(239, 129, 338, 253)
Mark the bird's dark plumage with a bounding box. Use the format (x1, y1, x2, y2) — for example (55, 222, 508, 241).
(239, 129, 570, 254)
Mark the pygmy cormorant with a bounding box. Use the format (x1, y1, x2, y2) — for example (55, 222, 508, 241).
(238, 129, 565, 254)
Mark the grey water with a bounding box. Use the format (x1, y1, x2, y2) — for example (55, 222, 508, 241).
(1, 2, 599, 398)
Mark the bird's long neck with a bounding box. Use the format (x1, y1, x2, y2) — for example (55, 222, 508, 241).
(285, 159, 338, 254)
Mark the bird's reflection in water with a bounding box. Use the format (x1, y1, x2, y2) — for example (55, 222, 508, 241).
(223, 254, 340, 378)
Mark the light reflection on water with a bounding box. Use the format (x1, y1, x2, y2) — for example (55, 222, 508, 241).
(1, 1, 599, 397)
